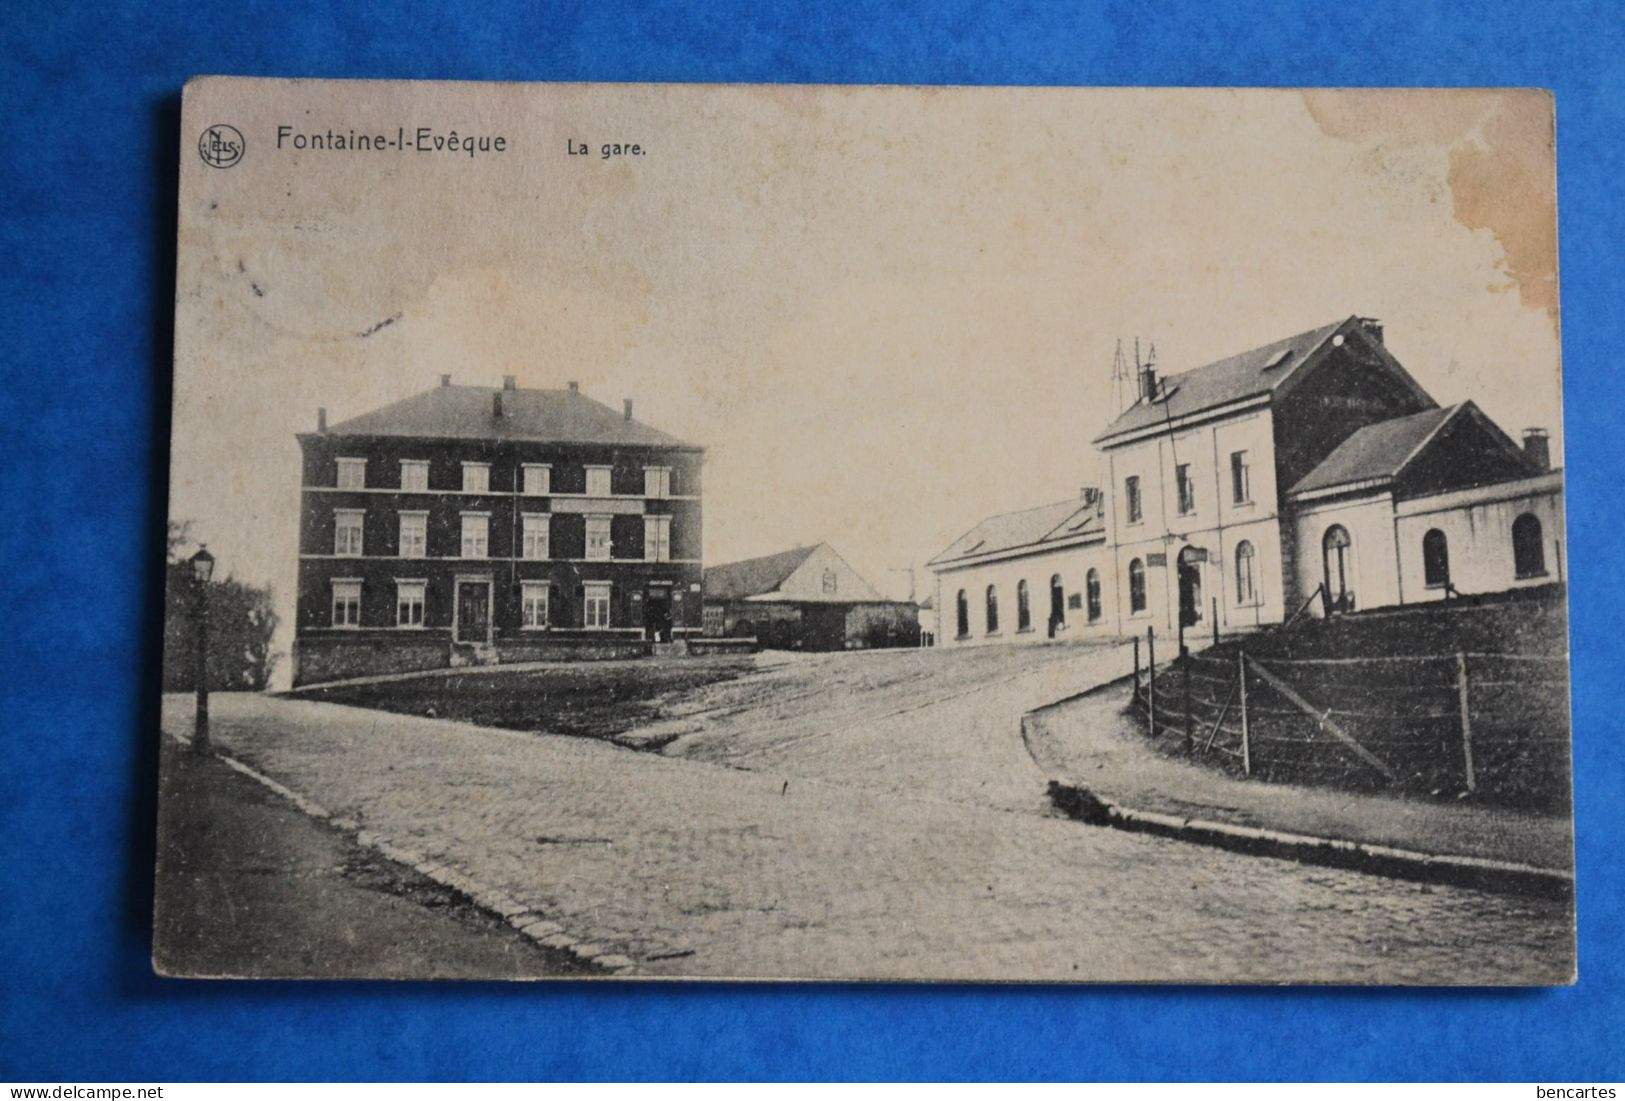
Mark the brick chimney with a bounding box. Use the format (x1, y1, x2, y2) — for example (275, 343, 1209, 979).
(624, 398, 634, 421)
(502, 375, 517, 391)
(317, 407, 327, 432)
(1139, 364, 1158, 403)
(493, 391, 504, 418)
(440, 374, 451, 387)
(1522, 428, 1551, 472)
(567, 381, 580, 394)
(1356, 317, 1385, 344)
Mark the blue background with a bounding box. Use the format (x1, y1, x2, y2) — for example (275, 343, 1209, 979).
(2, 0, 1621, 1082)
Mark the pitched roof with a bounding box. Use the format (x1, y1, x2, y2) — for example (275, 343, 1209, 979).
(703, 545, 822, 601)
(928, 498, 1102, 567)
(322, 383, 695, 448)
(1288, 404, 1462, 497)
(1093, 318, 1350, 443)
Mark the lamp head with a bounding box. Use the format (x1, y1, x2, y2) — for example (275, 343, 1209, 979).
(189, 545, 215, 584)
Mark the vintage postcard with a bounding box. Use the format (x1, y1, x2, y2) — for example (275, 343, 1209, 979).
(156, 79, 1573, 982)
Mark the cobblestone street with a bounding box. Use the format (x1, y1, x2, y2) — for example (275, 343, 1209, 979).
(159, 663, 1573, 983)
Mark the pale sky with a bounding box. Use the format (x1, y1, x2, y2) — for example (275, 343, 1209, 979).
(170, 81, 1561, 677)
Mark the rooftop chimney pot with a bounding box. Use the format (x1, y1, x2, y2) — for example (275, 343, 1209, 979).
(1139, 366, 1158, 403)
(1522, 428, 1551, 472)
(502, 375, 516, 391)
(493, 392, 504, 418)
(440, 374, 451, 387)
(567, 381, 580, 394)
(624, 398, 634, 421)
(317, 407, 327, 432)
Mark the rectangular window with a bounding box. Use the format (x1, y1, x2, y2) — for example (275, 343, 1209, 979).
(583, 581, 612, 629)
(521, 581, 549, 629)
(334, 509, 364, 556)
(585, 466, 612, 497)
(332, 580, 361, 627)
(703, 605, 725, 637)
(1231, 450, 1251, 505)
(643, 515, 672, 562)
(644, 467, 671, 498)
(400, 460, 429, 492)
(460, 513, 488, 558)
(398, 512, 427, 558)
(461, 462, 490, 493)
(585, 515, 612, 560)
(522, 464, 551, 495)
(1125, 476, 1142, 524)
(1176, 463, 1196, 515)
(395, 580, 425, 627)
(522, 514, 550, 560)
(336, 458, 367, 489)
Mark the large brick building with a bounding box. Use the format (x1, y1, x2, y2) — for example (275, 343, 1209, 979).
(292, 375, 704, 685)
(929, 316, 1563, 646)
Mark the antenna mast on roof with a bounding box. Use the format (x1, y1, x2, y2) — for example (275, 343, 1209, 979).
(1111, 338, 1132, 415)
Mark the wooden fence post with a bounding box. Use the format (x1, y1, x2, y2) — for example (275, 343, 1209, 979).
(1182, 647, 1194, 753)
(1211, 597, 1219, 648)
(1456, 651, 1477, 794)
(1238, 650, 1251, 777)
(1147, 626, 1156, 736)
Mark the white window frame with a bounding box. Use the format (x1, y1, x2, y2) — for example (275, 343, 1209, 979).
(336, 457, 367, 489)
(334, 509, 364, 556)
(521, 581, 550, 629)
(643, 515, 672, 562)
(644, 466, 671, 498)
(521, 513, 551, 560)
(400, 459, 429, 493)
(395, 579, 426, 628)
(460, 512, 489, 559)
(585, 514, 613, 560)
(583, 581, 612, 629)
(331, 579, 362, 628)
(398, 511, 427, 558)
(522, 463, 551, 496)
(461, 462, 490, 494)
(585, 465, 613, 497)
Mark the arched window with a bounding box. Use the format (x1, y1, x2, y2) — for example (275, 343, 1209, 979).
(1423, 528, 1450, 589)
(985, 585, 1000, 634)
(1086, 568, 1102, 622)
(955, 589, 969, 639)
(1322, 524, 1354, 612)
(1513, 513, 1546, 579)
(1016, 580, 1032, 631)
(1128, 558, 1146, 614)
(1235, 540, 1257, 605)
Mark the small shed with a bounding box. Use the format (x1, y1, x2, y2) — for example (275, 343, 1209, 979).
(703, 543, 920, 651)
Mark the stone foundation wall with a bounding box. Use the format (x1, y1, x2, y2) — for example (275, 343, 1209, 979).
(293, 633, 450, 686)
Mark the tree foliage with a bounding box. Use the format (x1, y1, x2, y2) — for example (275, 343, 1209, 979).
(164, 522, 281, 691)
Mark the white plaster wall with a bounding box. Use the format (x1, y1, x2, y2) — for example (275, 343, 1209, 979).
(1102, 407, 1287, 637)
(1291, 494, 1402, 616)
(933, 543, 1116, 646)
(1395, 480, 1564, 602)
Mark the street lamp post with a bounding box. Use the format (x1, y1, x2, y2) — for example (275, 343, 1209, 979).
(189, 545, 215, 754)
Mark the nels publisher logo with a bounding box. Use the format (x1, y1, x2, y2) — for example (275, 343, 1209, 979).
(198, 124, 245, 169)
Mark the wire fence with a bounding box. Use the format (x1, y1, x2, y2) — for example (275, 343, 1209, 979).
(1129, 634, 1571, 810)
